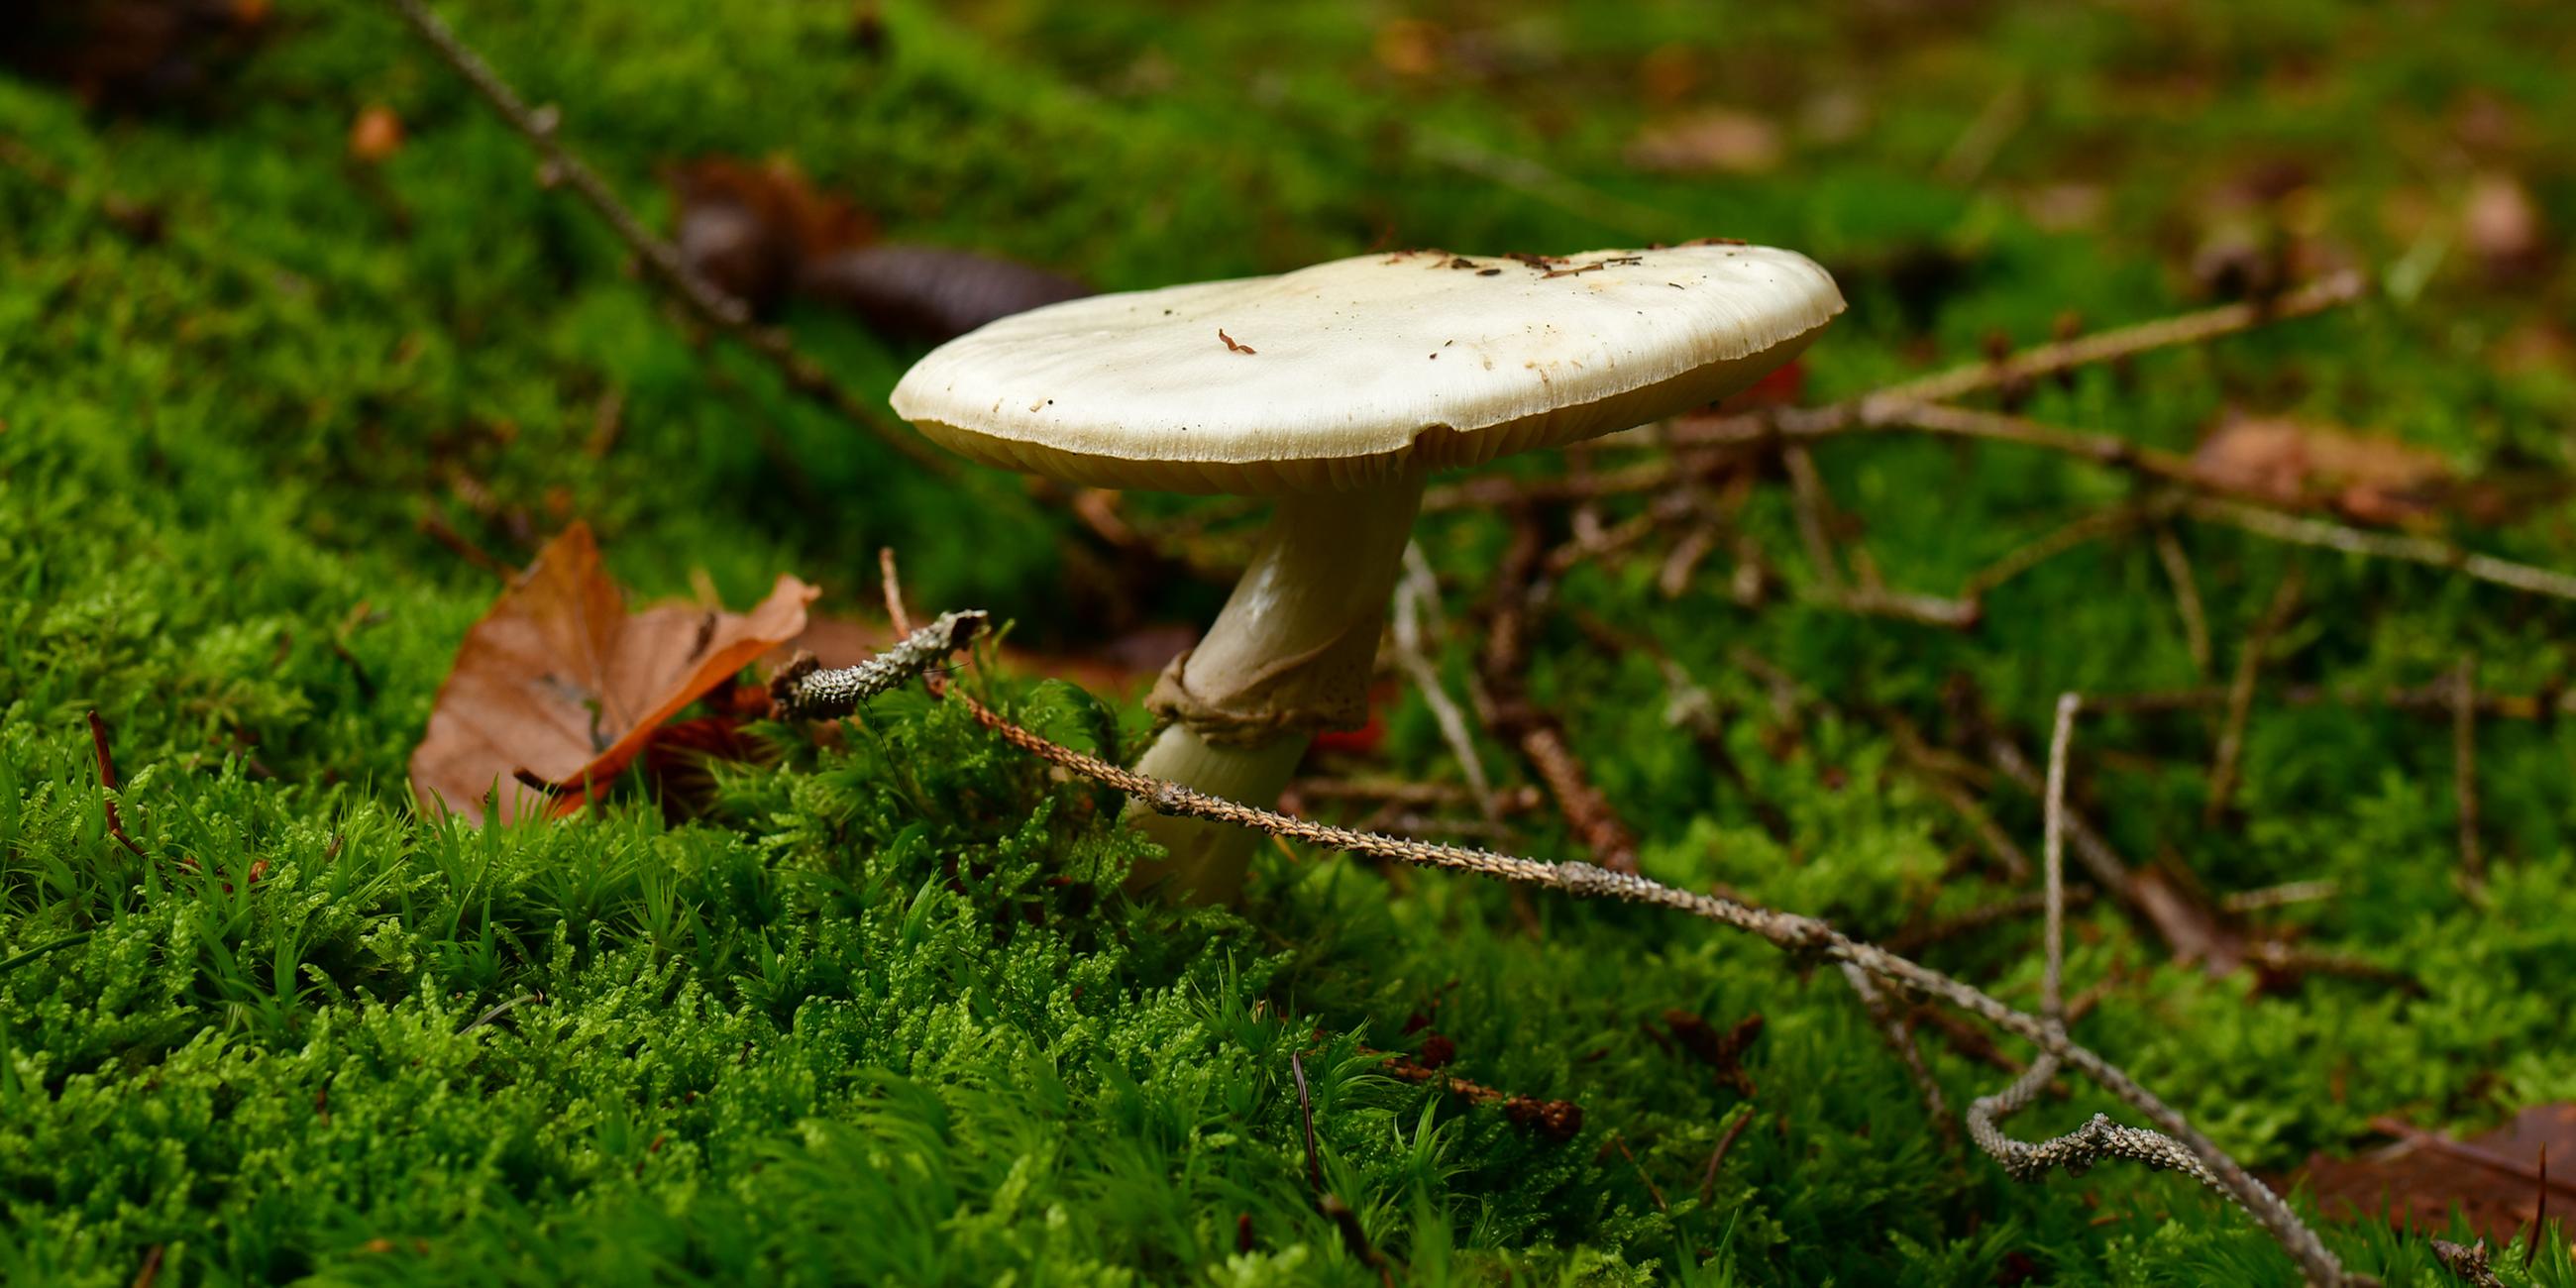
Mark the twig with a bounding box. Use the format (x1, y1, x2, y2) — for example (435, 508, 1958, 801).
(771, 612, 988, 720)
(1478, 514, 1641, 873)
(1841, 962, 1954, 1146)
(2186, 496, 2576, 603)
(1696, 1107, 1757, 1206)
(2453, 656, 2484, 889)
(2218, 879, 2339, 913)
(1961, 504, 2153, 601)
(2153, 524, 2214, 679)
(1393, 544, 1502, 822)
(416, 512, 515, 580)
(1290, 1050, 1393, 1285)
(878, 546, 912, 636)
(1780, 445, 1981, 627)
(2043, 694, 2081, 1020)
(926, 673, 2349, 1285)
(1361, 1043, 1583, 1141)
(85, 710, 148, 859)
(1638, 272, 2370, 460)
(1291, 1051, 1323, 1193)
(2434, 1239, 2507, 1288)
(380, 0, 950, 474)
(1608, 1133, 1669, 1213)
(1781, 446, 1849, 594)
(2207, 563, 2306, 822)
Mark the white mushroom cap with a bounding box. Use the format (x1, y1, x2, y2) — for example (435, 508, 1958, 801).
(891, 244, 1844, 493)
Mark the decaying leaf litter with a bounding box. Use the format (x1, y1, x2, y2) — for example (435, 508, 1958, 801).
(7, 0, 2576, 1285)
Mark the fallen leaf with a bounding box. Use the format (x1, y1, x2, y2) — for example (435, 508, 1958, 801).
(669, 156, 877, 314)
(669, 156, 1088, 338)
(2191, 416, 2456, 526)
(410, 523, 815, 824)
(348, 104, 403, 162)
(4, 0, 269, 112)
(1625, 108, 1782, 175)
(2301, 1104, 2576, 1245)
(798, 245, 1091, 344)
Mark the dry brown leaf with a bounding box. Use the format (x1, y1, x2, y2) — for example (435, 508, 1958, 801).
(410, 523, 815, 824)
(1625, 108, 1783, 175)
(2302, 1104, 2576, 1245)
(2191, 416, 2456, 526)
(668, 156, 878, 313)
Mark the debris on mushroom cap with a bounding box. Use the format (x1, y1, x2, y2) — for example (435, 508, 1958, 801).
(890, 244, 1844, 494)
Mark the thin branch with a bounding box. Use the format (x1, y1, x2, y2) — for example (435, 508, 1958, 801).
(917, 670, 2349, 1285)
(2186, 497, 2576, 603)
(1393, 543, 1502, 822)
(1695, 1107, 1757, 1206)
(2153, 523, 2215, 679)
(2208, 563, 2306, 822)
(380, 0, 951, 474)
(85, 710, 148, 859)
(1841, 962, 1955, 1147)
(2043, 693, 2082, 1021)
(1961, 504, 2154, 602)
(769, 612, 986, 720)
(2453, 656, 2485, 889)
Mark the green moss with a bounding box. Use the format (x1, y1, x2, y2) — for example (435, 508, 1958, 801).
(6, 0, 2576, 1282)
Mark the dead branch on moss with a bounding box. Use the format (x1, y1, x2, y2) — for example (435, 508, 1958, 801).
(867, 655, 2352, 1285)
(768, 611, 985, 719)
(1360, 1042, 1583, 1142)
(381, 0, 950, 475)
(1659, 270, 2370, 455)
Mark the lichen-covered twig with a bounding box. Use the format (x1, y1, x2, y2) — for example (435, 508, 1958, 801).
(903, 652, 2349, 1285)
(771, 611, 989, 720)
(380, 0, 951, 474)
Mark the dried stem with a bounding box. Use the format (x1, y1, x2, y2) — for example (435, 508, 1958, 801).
(2185, 497, 2576, 603)
(2452, 656, 2485, 890)
(2207, 563, 2306, 822)
(917, 666, 2348, 1285)
(1841, 962, 1955, 1146)
(380, 0, 951, 474)
(2042, 693, 2082, 1021)
(1478, 514, 1642, 873)
(2153, 523, 2215, 679)
(1393, 544, 1502, 822)
(85, 710, 147, 859)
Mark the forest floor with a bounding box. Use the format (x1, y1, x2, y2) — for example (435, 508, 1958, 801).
(5, 0, 2575, 1284)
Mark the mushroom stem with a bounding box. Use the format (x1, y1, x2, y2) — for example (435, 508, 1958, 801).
(1127, 470, 1429, 902)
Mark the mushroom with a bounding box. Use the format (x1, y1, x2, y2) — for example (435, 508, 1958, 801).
(892, 245, 1844, 902)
